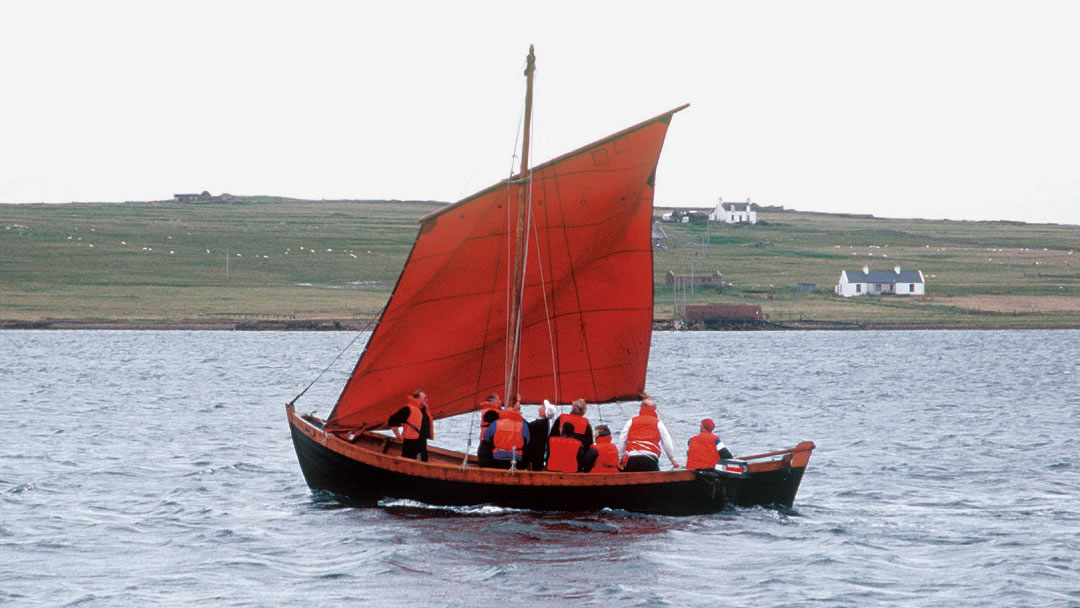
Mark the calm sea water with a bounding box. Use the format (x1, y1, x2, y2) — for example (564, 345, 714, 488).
(1, 329, 1078, 607)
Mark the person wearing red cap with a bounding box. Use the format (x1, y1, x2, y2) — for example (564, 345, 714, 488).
(685, 418, 734, 470)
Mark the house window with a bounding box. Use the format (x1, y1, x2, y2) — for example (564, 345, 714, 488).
(856, 284, 862, 293)
(909, 283, 915, 292)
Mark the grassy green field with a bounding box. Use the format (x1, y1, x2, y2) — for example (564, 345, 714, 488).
(2, 198, 1078, 328)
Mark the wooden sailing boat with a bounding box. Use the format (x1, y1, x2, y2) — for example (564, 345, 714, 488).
(286, 46, 814, 515)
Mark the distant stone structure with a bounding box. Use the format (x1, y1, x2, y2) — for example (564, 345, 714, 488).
(173, 191, 234, 203)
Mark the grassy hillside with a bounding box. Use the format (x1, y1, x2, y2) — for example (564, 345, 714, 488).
(656, 210, 1080, 327)
(2, 199, 1078, 328)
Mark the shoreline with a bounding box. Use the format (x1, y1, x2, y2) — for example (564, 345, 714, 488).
(3, 319, 1079, 332)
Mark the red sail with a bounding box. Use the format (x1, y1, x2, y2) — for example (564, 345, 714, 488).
(325, 106, 686, 431)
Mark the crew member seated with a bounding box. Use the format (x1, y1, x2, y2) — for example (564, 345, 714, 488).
(685, 418, 734, 470)
(481, 401, 529, 469)
(546, 422, 584, 473)
(476, 408, 501, 468)
(549, 398, 594, 449)
(478, 393, 503, 441)
(583, 425, 620, 473)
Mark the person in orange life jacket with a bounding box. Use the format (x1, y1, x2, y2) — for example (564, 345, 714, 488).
(476, 408, 501, 468)
(523, 400, 556, 471)
(480, 400, 530, 469)
(546, 422, 585, 472)
(685, 418, 734, 470)
(387, 389, 434, 462)
(478, 393, 503, 441)
(549, 398, 594, 466)
(582, 425, 621, 473)
(616, 397, 680, 472)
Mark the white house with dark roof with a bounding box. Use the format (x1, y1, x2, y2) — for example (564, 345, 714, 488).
(709, 199, 757, 224)
(835, 265, 925, 297)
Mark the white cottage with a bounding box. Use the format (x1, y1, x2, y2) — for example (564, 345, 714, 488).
(835, 265, 925, 297)
(709, 199, 757, 224)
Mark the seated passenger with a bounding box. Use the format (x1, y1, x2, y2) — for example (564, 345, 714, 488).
(685, 418, 734, 470)
(546, 422, 584, 473)
(524, 400, 556, 471)
(583, 425, 620, 473)
(549, 398, 594, 450)
(478, 393, 503, 442)
(476, 408, 500, 468)
(481, 401, 529, 469)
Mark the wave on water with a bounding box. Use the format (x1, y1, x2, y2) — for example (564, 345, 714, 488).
(377, 498, 526, 517)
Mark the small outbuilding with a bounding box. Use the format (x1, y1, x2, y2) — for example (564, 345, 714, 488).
(652, 222, 668, 248)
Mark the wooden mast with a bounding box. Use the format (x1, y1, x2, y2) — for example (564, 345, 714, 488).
(505, 44, 535, 404)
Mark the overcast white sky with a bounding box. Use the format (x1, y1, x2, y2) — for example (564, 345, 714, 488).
(3, 1, 1079, 225)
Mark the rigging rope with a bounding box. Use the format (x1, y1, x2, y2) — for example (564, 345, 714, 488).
(288, 329, 368, 408)
(503, 103, 524, 403)
(530, 191, 560, 404)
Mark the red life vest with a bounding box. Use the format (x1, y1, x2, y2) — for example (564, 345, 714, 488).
(686, 431, 721, 470)
(625, 406, 662, 457)
(546, 436, 581, 472)
(555, 413, 589, 437)
(400, 399, 423, 440)
(493, 414, 525, 457)
(590, 435, 620, 473)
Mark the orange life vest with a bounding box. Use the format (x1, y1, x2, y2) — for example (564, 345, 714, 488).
(590, 435, 620, 473)
(546, 436, 581, 473)
(400, 399, 423, 440)
(479, 405, 500, 440)
(555, 413, 589, 437)
(686, 431, 721, 470)
(493, 414, 525, 457)
(625, 407, 661, 457)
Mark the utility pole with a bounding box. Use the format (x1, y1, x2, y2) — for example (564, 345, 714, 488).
(226, 246, 230, 281)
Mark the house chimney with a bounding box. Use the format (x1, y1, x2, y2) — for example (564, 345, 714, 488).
(894, 265, 901, 274)
(862, 265, 869, 274)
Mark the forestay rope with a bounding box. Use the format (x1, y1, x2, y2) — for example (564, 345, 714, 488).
(288, 328, 368, 409)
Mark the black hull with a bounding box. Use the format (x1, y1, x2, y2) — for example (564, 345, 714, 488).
(288, 407, 813, 516)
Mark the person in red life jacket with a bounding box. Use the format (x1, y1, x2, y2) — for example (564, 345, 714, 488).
(476, 408, 501, 468)
(616, 397, 680, 472)
(546, 422, 585, 472)
(685, 418, 734, 470)
(523, 400, 556, 471)
(387, 389, 434, 462)
(582, 425, 621, 473)
(478, 393, 503, 442)
(549, 398, 594, 466)
(480, 400, 530, 469)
